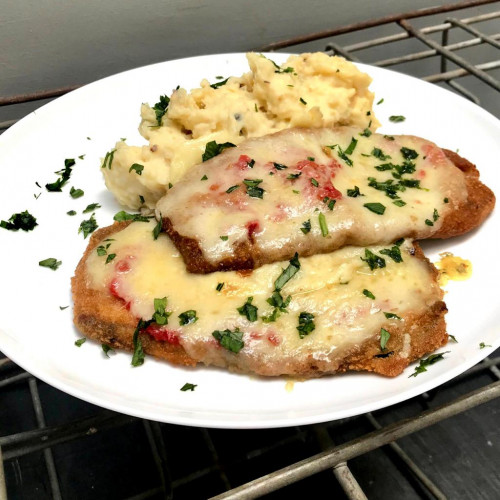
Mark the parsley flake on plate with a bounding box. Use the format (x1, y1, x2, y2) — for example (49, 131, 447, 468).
(1, 210, 38, 231)
(78, 214, 98, 238)
(39, 258, 62, 270)
(180, 383, 197, 391)
(408, 351, 450, 377)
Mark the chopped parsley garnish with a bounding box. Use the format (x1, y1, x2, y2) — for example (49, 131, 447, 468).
(180, 383, 197, 391)
(237, 297, 258, 322)
(344, 137, 358, 155)
(360, 128, 372, 137)
(83, 203, 101, 213)
(479, 342, 492, 349)
(307, 157, 315, 161)
(226, 185, 240, 194)
(363, 289, 375, 299)
(262, 291, 291, 323)
(299, 97, 307, 105)
(389, 115, 406, 123)
(408, 351, 450, 377)
(1, 210, 38, 231)
(327, 144, 353, 166)
(113, 211, 153, 222)
(105, 253, 116, 264)
(178, 310, 198, 325)
(212, 328, 244, 353)
(168, 183, 173, 189)
(449, 334, 458, 343)
(371, 148, 391, 161)
(380, 328, 390, 351)
(274, 253, 301, 291)
(384, 135, 395, 141)
(152, 218, 162, 240)
(361, 249, 386, 270)
(364, 202, 386, 215)
(201, 174, 208, 181)
(243, 179, 264, 199)
(247, 159, 255, 168)
(101, 150, 116, 170)
(202, 141, 236, 162)
(433, 208, 440, 222)
(139, 195, 145, 204)
(384, 312, 401, 320)
(75, 338, 86, 347)
(129, 163, 144, 175)
(444, 197, 449, 203)
(287, 172, 302, 179)
(380, 245, 403, 263)
(318, 212, 328, 237)
(152, 95, 170, 126)
(67, 210, 77, 216)
(425, 219, 434, 226)
(102, 344, 114, 358)
(78, 214, 98, 238)
(46, 158, 75, 191)
(153, 297, 172, 325)
(39, 258, 62, 270)
(393, 200, 406, 207)
(216, 282, 224, 292)
(347, 186, 363, 197)
(400, 147, 418, 160)
(70, 187, 84, 199)
(220, 235, 228, 241)
(132, 319, 149, 367)
(310, 178, 319, 187)
(210, 77, 229, 89)
(59, 306, 69, 310)
(374, 163, 394, 171)
(377, 98, 384, 105)
(96, 245, 108, 256)
(297, 312, 315, 339)
(300, 219, 311, 234)
(273, 162, 288, 170)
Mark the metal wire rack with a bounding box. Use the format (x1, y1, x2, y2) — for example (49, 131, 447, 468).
(1, 1, 499, 499)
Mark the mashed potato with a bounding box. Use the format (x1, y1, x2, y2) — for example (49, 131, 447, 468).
(103, 52, 379, 209)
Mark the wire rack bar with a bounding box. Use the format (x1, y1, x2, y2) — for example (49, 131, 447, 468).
(399, 18, 500, 91)
(337, 11, 500, 52)
(364, 413, 446, 500)
(255, 0, 498, 51)
(448, 16, 500, 48)
(28, 378, 62, 500)
(0, 447, 6, 500)
(210, 380, 500, 500)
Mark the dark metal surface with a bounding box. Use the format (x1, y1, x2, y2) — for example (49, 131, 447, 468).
(1, 1, 499, 498)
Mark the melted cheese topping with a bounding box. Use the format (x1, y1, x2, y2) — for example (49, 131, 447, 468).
(157, 127, 467, 268)
(85, 221, 442, 375)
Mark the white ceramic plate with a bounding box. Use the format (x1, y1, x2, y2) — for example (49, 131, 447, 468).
(0, 53, 498, 429)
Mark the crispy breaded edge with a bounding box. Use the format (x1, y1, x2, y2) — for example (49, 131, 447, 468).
(72, 224, 448, 377)
(162, 149, 495, 274)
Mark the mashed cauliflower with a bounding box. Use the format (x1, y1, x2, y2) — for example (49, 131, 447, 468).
(102, 52, 379, 209)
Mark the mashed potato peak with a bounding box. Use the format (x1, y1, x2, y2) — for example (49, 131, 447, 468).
(102, 52, 379, 209)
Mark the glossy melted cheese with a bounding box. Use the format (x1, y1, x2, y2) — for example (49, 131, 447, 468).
(156, 127, 468, 269)
(85, 221, 442, 375)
